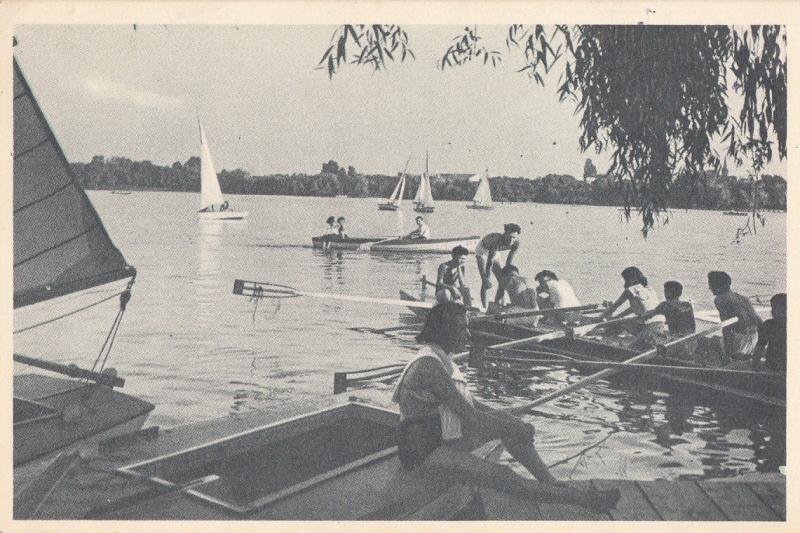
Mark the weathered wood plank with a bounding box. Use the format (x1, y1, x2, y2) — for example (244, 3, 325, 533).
(698, 481, 779, 521)
(592, 479, 660, 521)
(537, 480, 610, 520)
(479, 487, 542, 519)
(746, 482, 785, 520)
(637, 480, 725, 520)
(14, 451, 80, 519)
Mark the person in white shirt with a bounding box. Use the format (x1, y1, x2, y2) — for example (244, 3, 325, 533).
(600, 266, 666, 348)
(534, 270, 582, 325)
(405, 216, 431, 240)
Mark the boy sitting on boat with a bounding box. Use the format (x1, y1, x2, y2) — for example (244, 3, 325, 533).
(495, 265, 539, 318)
(638, 281, 697, 360)
(534, 270, 582, 325)
(599, 267, 667, 349)
(707, 271, 761, 365)
(404, 216, 431, 240)
(435, 246, 472, 307)
(753, 293, 786, 373)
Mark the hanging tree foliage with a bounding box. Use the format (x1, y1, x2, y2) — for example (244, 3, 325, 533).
(318, 24, 786, 236)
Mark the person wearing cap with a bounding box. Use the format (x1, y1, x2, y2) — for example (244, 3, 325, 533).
(707, 271, 761, 364)
(474, 223, 521, 309)
(436, 246, 472, 307)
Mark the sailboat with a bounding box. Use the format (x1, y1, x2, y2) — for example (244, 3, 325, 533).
(467, 169, 494, 210)
(413, 152, 435, 214)
(198, 122, 248, 220)
(12, 56, 154, 467)
(378, 159, 410, 211)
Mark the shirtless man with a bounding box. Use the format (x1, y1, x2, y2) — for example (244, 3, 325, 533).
(435, 246, 472, 307)
(475, 223, 521, 309)
(496, 265, 538, 309)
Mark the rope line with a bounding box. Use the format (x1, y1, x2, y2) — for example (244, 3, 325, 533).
(13, 290, 125, 334)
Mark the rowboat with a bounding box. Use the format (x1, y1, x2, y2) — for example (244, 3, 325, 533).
(16, 393, 524, 520)
(398, 290, 785, 410)
(312, 235, 479, 253)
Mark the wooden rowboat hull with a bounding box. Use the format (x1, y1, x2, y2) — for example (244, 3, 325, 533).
(313, 236, 479, 253)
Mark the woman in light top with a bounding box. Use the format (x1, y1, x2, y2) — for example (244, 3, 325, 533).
(322, 216, 338, 249)
(393, 302, 620, 512)
(600, 266, 666, 347)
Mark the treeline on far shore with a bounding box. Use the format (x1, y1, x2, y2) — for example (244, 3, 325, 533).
(70, 156, 787, 212)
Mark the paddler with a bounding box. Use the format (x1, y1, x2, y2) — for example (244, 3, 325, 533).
(435, 246, 472, 307)
(475, 223, 521, 309)
(753, 293, 786, 373)
(707, 271, 761, 365)
(637, 281, 697, 360)
(495, 265, 538, 313)
(600, 266, 667, 349)
(393, 301, 621, 512)
(534, 270, 582, 325)
(404, 216, 431, 240)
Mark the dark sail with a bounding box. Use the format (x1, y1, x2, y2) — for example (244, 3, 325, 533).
(13, 58, 134, 308)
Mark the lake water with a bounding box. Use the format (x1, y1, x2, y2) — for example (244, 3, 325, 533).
(14, 191, 786, 481)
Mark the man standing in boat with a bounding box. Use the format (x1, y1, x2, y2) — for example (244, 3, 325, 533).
(475, 223, 521, 310)
(707, 271, 761, 364)
(436, 246, 472, 307)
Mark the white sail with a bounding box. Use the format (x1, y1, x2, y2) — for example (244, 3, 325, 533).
(199, 123, 225, 210)
(396, 174, 406, 206)
(419, 174, 434, 206)
(388, 175, 404, 205)
(413, 175, 424, 203)
(472, 173, 493, 206)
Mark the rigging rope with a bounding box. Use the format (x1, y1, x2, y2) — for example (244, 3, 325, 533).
(90, 281, 133, 375)
(13, 289, 126, 334)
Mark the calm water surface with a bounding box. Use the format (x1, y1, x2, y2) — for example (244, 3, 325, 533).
(14, 192, 786, 481)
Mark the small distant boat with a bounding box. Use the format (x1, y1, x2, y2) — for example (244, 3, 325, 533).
(379, 159, 409, 211)
(413, 152, 435, 214)
(111, 190, 132, 195)
(723, 211, 749, 216)
(312, 235, 479, 253)
(467, 170, 494, 210)
(197, 121, 248, 221)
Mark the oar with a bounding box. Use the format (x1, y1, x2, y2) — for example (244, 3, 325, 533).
(348, 323, 423, 334)
(233, 279, 434, 309)
(505, 317, 738, 415)
(492, 303, 601, 320)
(357, 236, 400, 252)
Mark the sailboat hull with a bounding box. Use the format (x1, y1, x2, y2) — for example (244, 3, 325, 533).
(377, 204, 400, 211)
(466, 204, 494, 210)
(198, 211, 248, 220)
(14, 374, 155, 465)
(413, 205, 435, 213)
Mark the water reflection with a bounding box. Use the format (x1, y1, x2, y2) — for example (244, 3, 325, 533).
(197, 220, 224, 331)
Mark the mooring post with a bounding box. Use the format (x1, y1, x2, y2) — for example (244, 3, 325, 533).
(333, 372, 348, 394)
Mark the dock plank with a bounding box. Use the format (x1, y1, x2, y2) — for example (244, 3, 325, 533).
(479, 488, 542, 519)
(746, 482, 786, 520)
(637, 480, 725, 520)
(592, 479, 660, 521)
(698, 481, 779, 521)
(537, 480, 610, 520)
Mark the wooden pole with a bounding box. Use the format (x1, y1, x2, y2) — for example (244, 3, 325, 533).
(492, 303, 600, 320)
(506, 317, 738, 415)
(13, 353, 124, 388)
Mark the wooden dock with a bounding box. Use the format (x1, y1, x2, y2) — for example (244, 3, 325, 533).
(13, 390, 785, 521)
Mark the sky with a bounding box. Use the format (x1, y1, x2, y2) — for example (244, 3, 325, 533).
(13, 24, 787, 178)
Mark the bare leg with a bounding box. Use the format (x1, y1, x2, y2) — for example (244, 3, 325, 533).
(491, 260, 504, 304)
(419, 446, 619, 512)
(476, 256, 489, 308)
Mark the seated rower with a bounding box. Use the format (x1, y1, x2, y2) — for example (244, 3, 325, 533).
(393, 302, 620, 512)
(322, 215, 338, 249)
(496, 265, 539, 313)
(404, 216, 431, 240)
(534, 270, 582, 325)
(337, 216, 348, 239)
(707, 271, 761, 365)
(600, 266, 666, 349)
(638, 281, 696, 360)
(435, 246, 473, 307)
(753, 293, 786, 373)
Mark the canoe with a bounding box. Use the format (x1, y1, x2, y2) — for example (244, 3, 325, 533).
(312, 235, 480, 253)
(398, 291, 785, 410)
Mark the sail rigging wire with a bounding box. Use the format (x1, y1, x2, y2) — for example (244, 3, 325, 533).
(13, 289, 126, 334)
(90, 279, 135, 375)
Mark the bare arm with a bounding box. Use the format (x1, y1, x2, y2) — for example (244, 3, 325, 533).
(601, 291, 629, 319)
(505, 241, 519, 267)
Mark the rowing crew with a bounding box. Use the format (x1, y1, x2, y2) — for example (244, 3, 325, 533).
(433, 224, 785, 374)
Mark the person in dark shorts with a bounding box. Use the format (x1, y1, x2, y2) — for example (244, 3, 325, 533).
(753, 293, 786, 373)
(392, 302, 620, 512)
(639, 281, 696, 360)
(435, 246, 472, 307)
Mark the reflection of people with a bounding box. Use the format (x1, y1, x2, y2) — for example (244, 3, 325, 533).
(753, 293, 786, 373)
(475, 223, 521, 309)
(393, 302, 620, 512)
(405, 216, 431, 240)
(600, 266, 666, 349)
(708, 271, 761, 364)
(436, 246, 472, 307)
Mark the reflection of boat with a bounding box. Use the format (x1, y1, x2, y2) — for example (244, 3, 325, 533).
(312, 236, 479, 253)
(398, 289, 785, 410)
(467, 170, 493, 210)
(378, 160, 409, 211)
(13, 57, 154, 467)
(723, 211, 749, 216)
(197, 121, 248, 220)
(413, 152, 435, 213)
